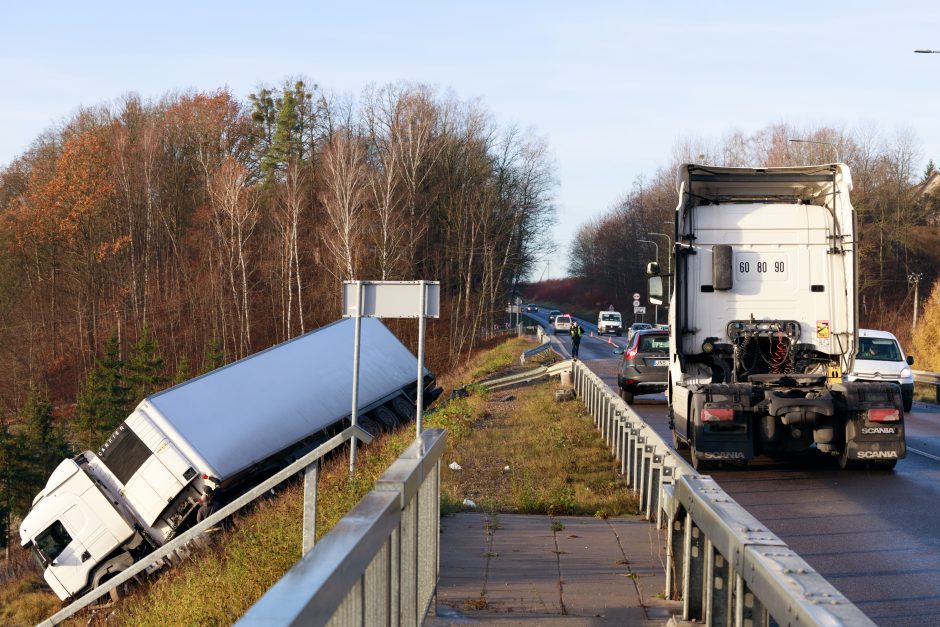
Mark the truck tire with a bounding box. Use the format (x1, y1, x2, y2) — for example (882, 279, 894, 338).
(671, 426, 688, 450)
(373, 406, 399, 429)
(838, 426, 855, 470)
(690, 444, 712, 472)
(391, 396, 416, 423)
(903, 391, 913, 413)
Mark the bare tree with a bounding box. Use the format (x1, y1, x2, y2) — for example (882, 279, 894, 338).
(320, 131, 369, 281)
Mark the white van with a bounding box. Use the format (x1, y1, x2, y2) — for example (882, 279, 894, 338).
(597, 311, 623, 336)
(553, 315, 573, 334)
(847, 328, 915, 412)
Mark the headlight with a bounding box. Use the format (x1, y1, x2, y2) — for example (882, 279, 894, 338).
(900, 367, 911, 378)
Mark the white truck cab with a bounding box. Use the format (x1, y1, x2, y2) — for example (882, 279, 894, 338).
(597, 310, 623, 335)
(21, 456, 136, 599)
(848, 329, 915, 412)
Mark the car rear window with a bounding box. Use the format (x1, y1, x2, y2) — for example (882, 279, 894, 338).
(557, 316, 571, 324)
(638, 334, 669, 352)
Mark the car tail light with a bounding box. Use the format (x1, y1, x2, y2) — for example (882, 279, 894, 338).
(701, 408, 734, 422)
(624, 348, 637, 360)
(868, 408, 900, 422)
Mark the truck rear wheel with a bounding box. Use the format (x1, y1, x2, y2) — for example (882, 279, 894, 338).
(391, 396, 416, 422)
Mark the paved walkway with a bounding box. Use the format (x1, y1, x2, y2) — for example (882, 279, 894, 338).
(427, 513, 680, 626)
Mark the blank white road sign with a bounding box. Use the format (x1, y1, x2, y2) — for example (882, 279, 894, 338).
(343, 281, 440, 318)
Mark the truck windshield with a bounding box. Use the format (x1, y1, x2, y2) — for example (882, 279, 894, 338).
(601, 314, 620, 321)
(857, 338, 902, 362)
(34, 520, 72, 564)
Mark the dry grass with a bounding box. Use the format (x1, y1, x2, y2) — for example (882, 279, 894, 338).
(431, 382, 637, 517)
(8, 333, 631, 626)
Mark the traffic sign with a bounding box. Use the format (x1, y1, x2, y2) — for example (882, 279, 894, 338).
(634, 306, 646, 314)
(632, 292, 641, 300)
(632, 299, 640, 307)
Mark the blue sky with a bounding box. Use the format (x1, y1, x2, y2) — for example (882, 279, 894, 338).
(2, 1, 939, 278)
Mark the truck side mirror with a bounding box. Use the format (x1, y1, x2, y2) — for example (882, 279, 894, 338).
(907, 355, 914, 366)
(713, 245, 733, 291)
(646, 261, 661, 276)
(649, 276, 663, 305)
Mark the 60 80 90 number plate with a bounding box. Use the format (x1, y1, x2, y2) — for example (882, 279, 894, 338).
(734, 252, 788, 282)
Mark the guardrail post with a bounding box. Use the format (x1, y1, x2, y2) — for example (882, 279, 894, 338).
(645, 452, 662, 521)
(707, 541, 732, 627)
(640, 443, 654, 517)
(668, 507, 685, 601)
(614, 412, 623, 461)
(302, 460, 320, 555)
(632, 435, 646, 492)
(682, 519, 706, 621)
(657, 465, 674, 529)
(734, 571, 768, 627)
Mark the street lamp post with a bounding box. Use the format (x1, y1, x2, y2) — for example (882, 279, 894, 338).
(788, 138, 840, 163)
(909, 272, 923, 330)
(638, 239, 659, 324)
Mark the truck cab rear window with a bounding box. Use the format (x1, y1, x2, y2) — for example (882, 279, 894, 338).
(98, 424, 151, 484)
(35, 520, 72, 563)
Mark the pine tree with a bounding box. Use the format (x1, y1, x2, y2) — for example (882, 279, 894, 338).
(202, 338, 225, 374)
(126, 327, 167, 403)
(925, 158, 936, 181)
(173, 354, 191, 385)
(75, 336, 131, 448)
(18, 384, 70, 506)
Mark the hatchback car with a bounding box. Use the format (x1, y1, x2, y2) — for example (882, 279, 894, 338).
(553, 314, 572, 334)
(626, 322, 653, 344)
(847, 328, 915, 412)
(547, 309, 562, 323)
(614, 329, 669, 404)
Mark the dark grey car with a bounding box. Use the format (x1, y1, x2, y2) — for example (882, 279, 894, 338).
(615, 329, 669, 404)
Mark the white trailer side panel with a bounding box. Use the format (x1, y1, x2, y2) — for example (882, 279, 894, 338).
(140, 318, 423, 480)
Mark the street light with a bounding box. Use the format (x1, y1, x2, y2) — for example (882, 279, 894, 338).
(788, 138, 840, 163)
(638, 239, 659, 324)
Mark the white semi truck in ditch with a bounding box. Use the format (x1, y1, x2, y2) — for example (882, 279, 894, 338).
(648, 163, 906, 471)
(19, 318, 441, 601)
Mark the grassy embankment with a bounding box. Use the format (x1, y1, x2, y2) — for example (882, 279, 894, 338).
(5, 335, 635, 626)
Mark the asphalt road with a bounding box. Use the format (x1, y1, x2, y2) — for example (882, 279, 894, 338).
(525, 306, 940, 626)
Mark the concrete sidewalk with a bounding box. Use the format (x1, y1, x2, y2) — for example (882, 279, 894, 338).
(427, 513, 680, 626)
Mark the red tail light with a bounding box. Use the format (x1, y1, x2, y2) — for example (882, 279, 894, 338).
(625, 348, 637, 360)
(701, 408, 734, 422)
(868, 408, 900, 422)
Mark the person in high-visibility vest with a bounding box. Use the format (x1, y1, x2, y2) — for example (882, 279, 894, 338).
(571, 321, 583, 361)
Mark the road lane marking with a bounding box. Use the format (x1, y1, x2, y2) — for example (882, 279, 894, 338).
(908, 447, 940, 463)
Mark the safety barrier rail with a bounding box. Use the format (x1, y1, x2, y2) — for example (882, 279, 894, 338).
(39, 424, 374, 626)
(237, 428, 446, 626)
(571, 360, 874, 627)
(914, 370, 940, 402)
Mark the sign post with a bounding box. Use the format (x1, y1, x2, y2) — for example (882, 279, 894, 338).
(343, 280, 441, 473)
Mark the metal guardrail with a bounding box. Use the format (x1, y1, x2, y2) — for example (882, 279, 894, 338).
(914, 370, 940, 402)
(237, 428, 446, 626)
(39, 424, 374, 626)
(571, 360, 875, 627)
(479, 362, 570, 391)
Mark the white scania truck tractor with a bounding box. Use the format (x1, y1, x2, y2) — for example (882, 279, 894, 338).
(19, 318, 441, 601)
(648, 163, 906, 471)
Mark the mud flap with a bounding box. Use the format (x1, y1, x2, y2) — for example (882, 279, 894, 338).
(692, 384, 755, 462)
(844, 417, 906, 462)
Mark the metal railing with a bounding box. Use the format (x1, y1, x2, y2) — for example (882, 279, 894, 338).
(237, 428, 446, 626)
(914, 370, 940, 402)
(39, 424, 374, 626)
(571, 360, 875, 627)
